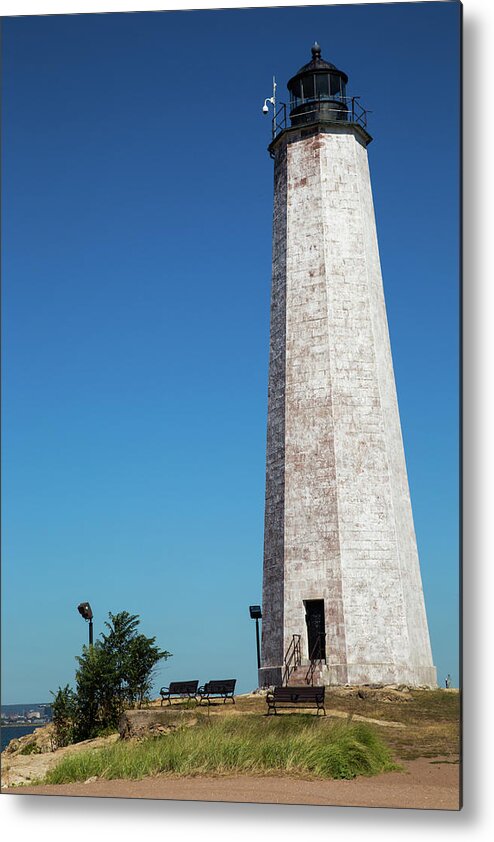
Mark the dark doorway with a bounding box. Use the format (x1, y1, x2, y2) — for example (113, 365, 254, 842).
(305, 600, 326, 660)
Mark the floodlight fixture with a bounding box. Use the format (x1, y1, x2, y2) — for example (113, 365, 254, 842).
(248, 604, 262, 669)
(77, 602, 93, 621)
(77, 602, 94, 645)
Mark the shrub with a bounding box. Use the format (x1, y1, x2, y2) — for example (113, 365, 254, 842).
(51, 685, 78, 748)
(19, 741, 42, 756)
(51, 611, 171, 743)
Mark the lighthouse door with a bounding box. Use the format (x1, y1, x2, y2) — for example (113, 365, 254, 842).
(305, 600, 326, 660)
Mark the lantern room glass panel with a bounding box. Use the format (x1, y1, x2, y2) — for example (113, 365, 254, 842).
(315, 74, 330, 98)
(302, 74, 315, 101)
(290, 78, 302, 110)
(330, 75, 346, 99)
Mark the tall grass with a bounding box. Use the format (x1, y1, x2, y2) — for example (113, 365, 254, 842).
(45, 715, 397, 783)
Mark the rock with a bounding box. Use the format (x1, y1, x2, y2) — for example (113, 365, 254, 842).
(119, 708, 202, 740)
(3, 724, 55, 755)
(1, 731, 119, 788)
(329, 685, 412, 703)
(4, 739, 21, 754)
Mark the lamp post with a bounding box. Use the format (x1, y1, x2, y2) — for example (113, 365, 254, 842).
(249, 605, 262, 670)
(77, 602, 94, 646)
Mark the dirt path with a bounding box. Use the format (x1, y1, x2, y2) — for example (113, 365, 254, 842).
(2, 758, 460, 810)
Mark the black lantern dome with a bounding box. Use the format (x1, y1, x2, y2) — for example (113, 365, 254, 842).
(288, 43, 349, 126)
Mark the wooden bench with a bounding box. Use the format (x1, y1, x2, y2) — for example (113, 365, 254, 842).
(159, 681, 199, 706)
(198, 679, 236, 705)
(266, 686, 326, 716)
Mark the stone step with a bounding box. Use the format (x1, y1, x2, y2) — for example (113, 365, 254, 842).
(286, 664, 326, 686)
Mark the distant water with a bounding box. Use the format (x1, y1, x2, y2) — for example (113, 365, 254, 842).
(1, 724, 44, 752)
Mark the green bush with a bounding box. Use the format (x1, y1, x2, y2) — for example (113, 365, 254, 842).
(19, 742, 42, 756)
(51, 685, 78, 748)
(52, 611, 171, 743)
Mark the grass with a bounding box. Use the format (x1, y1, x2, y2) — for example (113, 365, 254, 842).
(44, 715, 397, 784)
(226, 690, 460, 761)
(352, 691, 460, 760)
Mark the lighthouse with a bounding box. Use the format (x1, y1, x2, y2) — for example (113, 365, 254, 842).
(260, 44, 436, 688)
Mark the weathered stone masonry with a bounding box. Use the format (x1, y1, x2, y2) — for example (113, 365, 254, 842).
(261, 141, 287, 687)
(260, 112, 436, 688)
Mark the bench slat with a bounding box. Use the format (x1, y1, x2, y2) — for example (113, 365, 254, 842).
(168, 681, 199, 693)
(274, 687, 324, 700)
(160, 681, 199, 705)
(198, 679, 237, 705)
(266, 685, 326, 715)
(204, 680, 236, 693)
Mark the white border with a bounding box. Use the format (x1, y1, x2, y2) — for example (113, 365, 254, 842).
(1, 0, 492, 836)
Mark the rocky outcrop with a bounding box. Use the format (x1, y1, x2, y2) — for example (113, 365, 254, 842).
(1, 724, 119, 788)
(2, 706, 209, 787)
(3, 723, 55, 755)
(119, 708, 202, 739)
(329, 686, 414, 703)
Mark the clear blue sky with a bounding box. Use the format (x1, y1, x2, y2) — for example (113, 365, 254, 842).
(1, 2, 460, 703)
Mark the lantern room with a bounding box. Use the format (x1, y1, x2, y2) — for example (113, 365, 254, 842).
(288, 43, 349, 126)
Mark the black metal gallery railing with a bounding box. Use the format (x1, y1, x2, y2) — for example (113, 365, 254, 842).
(271, 96, 370, 140)
(272, 102, 287, 138)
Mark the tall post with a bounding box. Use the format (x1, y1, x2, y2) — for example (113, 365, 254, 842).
(249, 605, 262, 674)
(272, 76, 277, 139)
(255, 617, 261, 670)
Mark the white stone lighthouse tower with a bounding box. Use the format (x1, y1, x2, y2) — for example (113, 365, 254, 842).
(260, 44, 436, 688)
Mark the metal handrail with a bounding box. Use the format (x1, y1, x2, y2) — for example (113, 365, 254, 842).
(282, 634, 301, 685)
(272, 95, 370, 140)
(305, 633, 326, 686)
